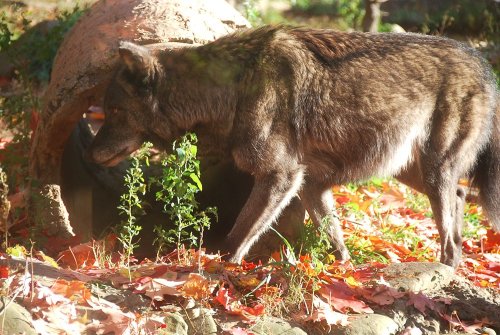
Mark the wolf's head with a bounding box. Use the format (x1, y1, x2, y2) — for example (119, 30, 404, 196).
(87, 42, 174, 167)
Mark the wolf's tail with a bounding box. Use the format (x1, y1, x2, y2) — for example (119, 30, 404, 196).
(473, 96, 500, 231)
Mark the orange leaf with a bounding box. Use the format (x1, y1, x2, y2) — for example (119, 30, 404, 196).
(58, 243, 96, 269)
(240, 303, 265, 318)
(51, 279, 91, 303)
(180, 273, 211, 300)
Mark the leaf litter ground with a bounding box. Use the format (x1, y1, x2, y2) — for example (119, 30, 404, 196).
(1, 179, 499, 334)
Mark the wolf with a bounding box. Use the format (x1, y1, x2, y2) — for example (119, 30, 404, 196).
(88, 26, 500, 268)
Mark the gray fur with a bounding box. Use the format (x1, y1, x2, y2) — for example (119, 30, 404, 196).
(88, 26, 500, 267)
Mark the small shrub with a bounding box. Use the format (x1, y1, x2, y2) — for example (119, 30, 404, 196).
(117, 142, 152, 270)
(1, 5, 86, 82)
(290, 0, 364, 29)
(0, 5, 86, 189)
(345, 231, 388, 265)
(296, 218, 334, 269)
(244, 0, 262, 26)
(152, 133, 216, 262)
(462, 203, 486, 239)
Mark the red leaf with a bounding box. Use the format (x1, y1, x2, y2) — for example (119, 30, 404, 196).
(240, 303, 265, 318)
(135, 277, 184, 300)
(319, 282, 373, 314)
(406, 292, 443, 315)
(215, 287, 265, 319)
(359, 284, 405, 306)
(0, 265, 9, 279)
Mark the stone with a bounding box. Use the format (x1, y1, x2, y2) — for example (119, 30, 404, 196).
(0, 301, 37, 335)
(329, 314, 399, 335)
(381, 262, 455, 293)
(405, 314, 442, 334)
(160, 312, 188, 335)
(185, 306, 218, 335)
(250, 317, 308, 335)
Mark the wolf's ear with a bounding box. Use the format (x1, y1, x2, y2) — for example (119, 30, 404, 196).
(118, 41, 153, 78)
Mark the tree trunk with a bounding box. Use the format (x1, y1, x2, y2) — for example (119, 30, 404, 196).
(362, 0, 386, 33)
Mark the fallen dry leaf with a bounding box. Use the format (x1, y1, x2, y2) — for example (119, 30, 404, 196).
(406, 292, 444, 315)
(359, 283, 405, 306)
(319, 281, 373, 314)
(300, 295, 349, 326)
(180, 272, 212, 299)
(135, 277, 184, 300)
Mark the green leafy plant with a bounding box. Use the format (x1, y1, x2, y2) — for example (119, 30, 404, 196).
(290, 0, 364, 29)
(117, 143, 152, 271)
(405, 190, 432, 216)
(1, 5, 86, 82)
(265, 227, 321, 318)
(462, 203, 485, 239)
(345, 231, 388, 265)
(0, 5, 86, 189)
(0, 5, 28, 51)
(152, 133, 216, 262)
(0, 165, 9, 248)
(296, 218, 334, 269)
(244, 0, 262, 26)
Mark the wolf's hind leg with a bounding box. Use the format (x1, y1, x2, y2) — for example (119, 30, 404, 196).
(299, 181, 350, 261)
(423, 162, 464, 268)
(397, 164, 466, 267)
(226, 167, 304, 263)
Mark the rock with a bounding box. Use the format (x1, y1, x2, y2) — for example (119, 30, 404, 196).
(250, 317, 308, 335)
(381, 262, 455, 293)
(480, 328, 496, 335)
(0, 301, 37, 335)
(405, 314, 442, 334)
(160, 312, 189, 335)
(441, 277, 500, 331)
(214, 314, 307, 335)
(184, 306, 218, 335)
(91, 283, 150, 312)
(31, 183, 74, 239)
(329, 314, 399, 335)
(389, 24, 406, 33)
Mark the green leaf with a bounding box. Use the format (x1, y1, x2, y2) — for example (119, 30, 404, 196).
(189, 145, 197, 156)
(176, 148, 185, 161)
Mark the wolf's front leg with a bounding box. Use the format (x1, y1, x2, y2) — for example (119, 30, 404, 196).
(225, 168, 304, 263)
(300, 181, 350, 261)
